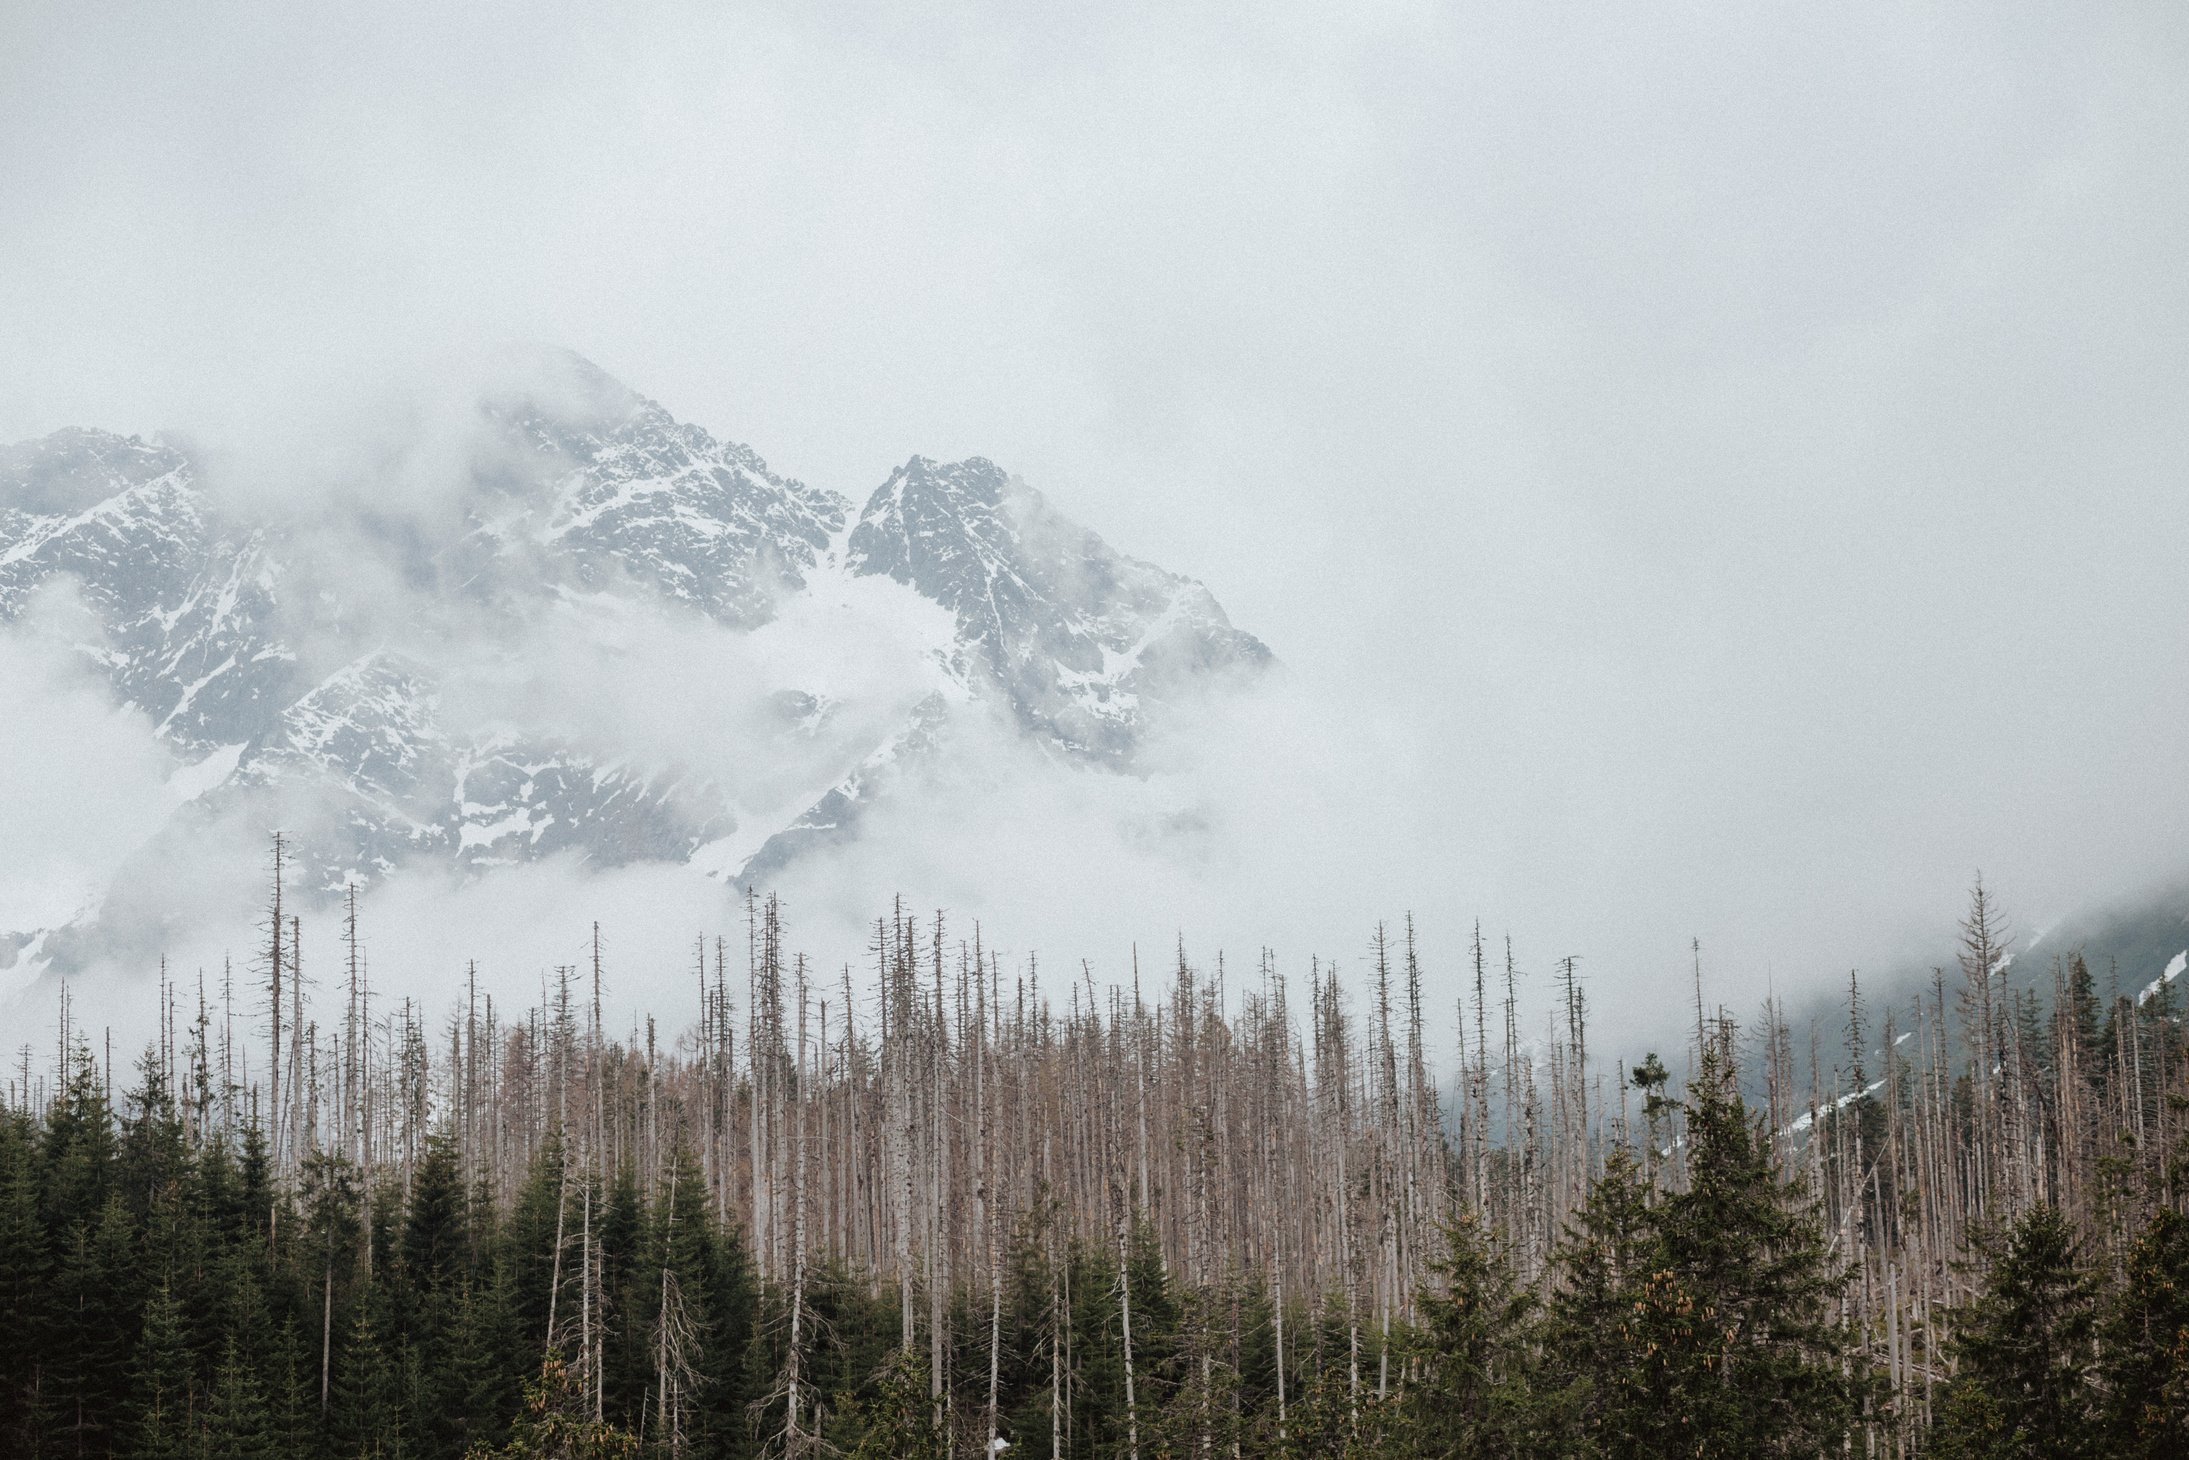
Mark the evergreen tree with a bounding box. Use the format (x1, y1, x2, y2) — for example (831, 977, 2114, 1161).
(1594, 1037, 1853, 1459)
(1541, 1143, 1655, 1452)
(841, 1348, 945, 1460)
(502, 1135, 568, 1375)
(207, 1239, 275, 1401)
(202, 1335, 277, 1460)
(266, 1319, 318, 1460)
(301, 1148, 364, 1435)
(397, 1132, 476, 1456)
(469, 1358, 638, 1460)
(1275, 1340, 1378, 1460)
(124, 1280, 197, 1460)
(41, 1041, 117, 1234)
(664, 1146, 755, 1459)
(2060, 954, 2107, 1095)
(331, 1293, 399, 1460)
(49, 1193, 140, 1456)
(1398, 1208, 1539, 1458)
(445, 1274, 523, 1459)
(116, 1052, 188, 1227)
(402, 1134, 472, 1295)
(1930, 1205, 2102, 1460)
(2100, 1207, 2189, 1459)
(234, 1124, 275, 1250)
(0, 1113, 52, 1453)
(597, 1164, 647, 1431)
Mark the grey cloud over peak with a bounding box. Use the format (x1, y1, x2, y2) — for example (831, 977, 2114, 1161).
(0, 351, 1272, 991)
(1, 4, 2186, 1056)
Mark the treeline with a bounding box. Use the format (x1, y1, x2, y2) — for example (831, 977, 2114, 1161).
(0, 860, 2184, 1457)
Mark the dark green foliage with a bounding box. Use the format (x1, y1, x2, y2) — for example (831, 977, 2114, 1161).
(1931, 1205, 2102, 1460)
(2103, 1207, 2189, 1456)
(1628, 1043, 1854, 1458)
(5, 1014, 2182, 1460)
(502, 1135, 569, 1372)
(1521, 1046, 1855, 1460)
(401, 1134, 472, 1295)
(1275, 1342, 1382, 1460)
(50, 1194, 139, 1454)
(202, 1335, 276, 1460)
(0, 1111, 50, 1451)
(1539, 1145, 1654, 1450)
(1397, 1209, 1536, 1458)
(467, 1358, 638, 1460)
(331, 1292, 402, 1459)
(840, 1346, 946, 1460)
(124, 1280, 195, 1460)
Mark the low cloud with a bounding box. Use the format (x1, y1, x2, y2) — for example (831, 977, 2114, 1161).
(0, 583, 189, 934)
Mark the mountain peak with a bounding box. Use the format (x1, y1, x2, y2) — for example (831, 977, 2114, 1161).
(1, 351, 1269, 974)
(476, 344, 649, 441)
(846, 453, 1268, 762)
(2, 428, 188, 518)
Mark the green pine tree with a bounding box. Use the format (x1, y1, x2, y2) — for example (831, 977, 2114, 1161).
(0, 1112, 52, 1452)
(442, 1274, 524, 1459)
(1929, 1205, 2102, 1460)
(331, 1290, 392, 1460)
(2100, 1207, 2189, 1459)
(842, 1347, 946, 1460)
(1542, 1142, 1657, 1453)
(49, 1192, 140, 1456)
(41, 1040, 117, 1234)
(125, 1279, 198, 1460)
(1275, 1338, 1376, 1460)
(202, 1334, 277, 1460)
(117, 1050, 189, 1227)
(467, 1358, 638, 1460)
(402, 1135, 472, 1297)
(266, 1319, 319, 1460)
(1398, 1207, 1539, 1458)
(1596, 1037, 1854, 1459)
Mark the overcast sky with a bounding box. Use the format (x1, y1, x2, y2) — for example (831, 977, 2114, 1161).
(4, 3, 2187, 1041)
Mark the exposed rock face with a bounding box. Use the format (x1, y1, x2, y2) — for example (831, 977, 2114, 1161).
(1, 429, 296, 754)
(483, 351, 846, 626)
(847, 455, 1269, 764)
(0, 352, 1269, 970)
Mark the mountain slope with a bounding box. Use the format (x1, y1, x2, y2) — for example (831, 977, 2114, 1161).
(0, 353, 1270, 973)
(482, 351, 847, 624)
(847, 455, 1269, 764)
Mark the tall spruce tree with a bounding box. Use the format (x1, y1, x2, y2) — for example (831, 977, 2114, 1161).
(0, 1112, 52, 1452)
(330, 1292, 399, 1460)
(471, 1357, 639, 1460)
(201, 1335, 277, 1460)
(50, 1193, 139, 1456)
(1541, 1142, 1657, 1453)
(123, 1279, 195, 1460)
(1594, 1034, 1853, 1459)
(1930, 1205, 2103, 1460)
(2100, 1207, 2189, 1459)
(843, 1348, 947, 1460)
(1397, 1207, 1538, 1458)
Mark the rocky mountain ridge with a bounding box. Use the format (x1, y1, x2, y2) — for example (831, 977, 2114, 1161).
(0, 352, 1269, 973)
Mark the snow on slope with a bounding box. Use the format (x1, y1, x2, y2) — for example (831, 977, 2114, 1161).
(0, 352, 1270, 973)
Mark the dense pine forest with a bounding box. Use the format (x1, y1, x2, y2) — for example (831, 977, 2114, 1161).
(2, 852, 2185, 1458)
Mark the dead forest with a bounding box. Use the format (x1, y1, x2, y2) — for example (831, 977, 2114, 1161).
(4, 848, 2186, 1458)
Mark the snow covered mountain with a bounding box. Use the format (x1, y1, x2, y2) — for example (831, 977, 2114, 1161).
(848, 455, 1267, 765)
(0, 351, 1269, 972)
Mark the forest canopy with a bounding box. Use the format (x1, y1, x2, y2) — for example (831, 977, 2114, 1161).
(1, 869, 2184, 1458)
